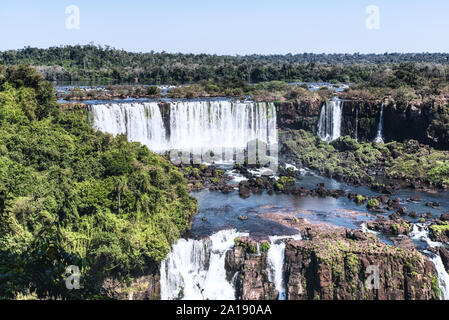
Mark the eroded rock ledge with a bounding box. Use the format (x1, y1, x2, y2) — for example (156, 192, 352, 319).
(225, 222, 437, 300)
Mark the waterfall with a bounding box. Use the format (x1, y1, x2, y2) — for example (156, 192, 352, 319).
(91, 102, 167, 152)
(428, 252, 449, 300)
(317, 99, 343, 142)
(90, 101, 277, 155)
(410, 223, 442, 248)
(373, 103, 384, 144)
(160, 229, 248, 300)
(411, 227, 448, 300)
(355, 106, 359, 142)
(170, 101, 277, 152)
(266, 234, 302, 300)
(267, 237, 287, 300)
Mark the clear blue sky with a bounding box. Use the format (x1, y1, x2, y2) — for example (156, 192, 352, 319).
(0, 0, 448, 54)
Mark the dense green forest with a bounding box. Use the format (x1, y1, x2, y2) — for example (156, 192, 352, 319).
(0, 65, 197, 299)
(2, 45, 449, 85)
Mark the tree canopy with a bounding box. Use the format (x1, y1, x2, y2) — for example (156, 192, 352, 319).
(2, 45, 449, 86)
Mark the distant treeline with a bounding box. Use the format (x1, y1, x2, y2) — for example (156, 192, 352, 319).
(1, 45, 449, 85)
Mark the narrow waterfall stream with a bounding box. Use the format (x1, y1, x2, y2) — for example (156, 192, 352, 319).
(410, 225, 449, 300)
(428, 252, 449, 300)
(317, 99, 343, 141)
(267, 238, 287, 300)
(374, 103, 385, 143)
(267, 235, 302, 300)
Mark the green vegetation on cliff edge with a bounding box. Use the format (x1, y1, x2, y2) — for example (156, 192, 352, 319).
(283, 130, 449, 188)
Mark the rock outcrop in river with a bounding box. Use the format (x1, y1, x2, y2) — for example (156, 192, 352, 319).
(225, 227, 437, 300)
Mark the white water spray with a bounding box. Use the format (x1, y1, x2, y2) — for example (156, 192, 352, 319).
(373, 103, 385, 144)
(317, 99, 343, 141)
(160, 229, 248, 300)
(91, 102, 167, 152)
(427, 251, 449, 300)
(410, 223, 442, 248)
(266, 234, 302, 300)
(91, 100, 277, 155)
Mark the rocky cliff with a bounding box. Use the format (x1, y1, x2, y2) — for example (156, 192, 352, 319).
(101, 274, 161, 300)
(275, 98, 449, 150)
(225, 226, 437, 300)
(275, 98, 323, 133)
(224, 238, 278, 300)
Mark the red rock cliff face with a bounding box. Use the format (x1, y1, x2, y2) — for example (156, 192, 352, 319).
(225, 238, 278, 300)
(383, 101, 449, 149)
(283, 235, 436, 300)
(275, 98, 323, 132)
(225, 229, 437, 300)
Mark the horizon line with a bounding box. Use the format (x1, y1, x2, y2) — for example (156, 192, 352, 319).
(2, 44, 449, 57)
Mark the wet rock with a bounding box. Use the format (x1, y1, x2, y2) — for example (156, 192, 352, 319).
(378, 194, 390, 204)
(220, 185, 234, 194)
(387, 198, 401, 210)
(408, 211, 419, 219)
(440, 214, 449, 222)
(426, 202, 440, 208)
(372, 207, 387, 213)
(282, 229, 435, 300)
(314, 184, 327, 197)
(238, 215, 248, 221)
(256, 210, 437, 300)
(225, 238, 278, 300)
(407, 196, 422, 202)
(348, 193, 357, 201)
(330, 189, 346, 198)
(397, 207, 407, 216)
(371, 183, 396, 195)
(421, 212, 433, 220)
(389, 212, 401, 221)
(238, 182, 251, 198)
(349, 193, 366, 205)
(276, 99, 323, 132)
(101, 275, 160, 300)
(345, 229, 367, 241)
(410, 181, 422, 190)
(367, 198, 381, 210)
(298, 187, 310, 197)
